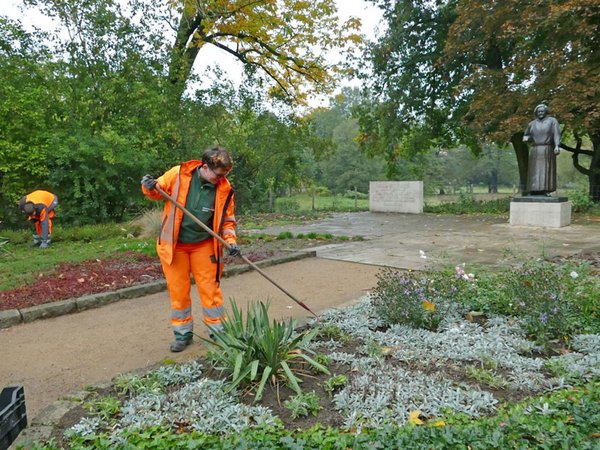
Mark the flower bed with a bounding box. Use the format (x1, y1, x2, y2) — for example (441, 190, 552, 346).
(34, 256, 600, 449)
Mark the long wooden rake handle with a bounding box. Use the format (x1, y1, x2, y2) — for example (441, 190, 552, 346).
(154, 185, 317, 317)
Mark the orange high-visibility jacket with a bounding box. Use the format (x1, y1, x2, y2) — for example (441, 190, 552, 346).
(22, 190, 58, 239)
(141, 160, 237, 277)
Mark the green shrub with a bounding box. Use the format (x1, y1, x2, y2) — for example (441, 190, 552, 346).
(371, 269, 446, 331)
(276, 231, 294, 240)
(478, 262, 578, 348)
(275, 198, 301, 214)
(425, 197, 510, 215)
(569, 189, 597, 212)
(283, 391, 322, 419)
(323, 374, 348, 397)
(464, 259, 599, 350)
(205, 300, 329, 401)
(371, 258, 598, 348)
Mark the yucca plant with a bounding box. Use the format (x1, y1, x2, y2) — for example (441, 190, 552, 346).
(0, 237, 12, 257)
(205, 300, 329, 402)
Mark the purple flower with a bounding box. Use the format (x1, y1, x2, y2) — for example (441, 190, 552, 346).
(539, 313, 548, 324)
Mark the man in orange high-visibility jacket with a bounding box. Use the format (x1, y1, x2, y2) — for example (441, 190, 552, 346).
(19, 190, 59, 249)
(141, 146, 240, 352)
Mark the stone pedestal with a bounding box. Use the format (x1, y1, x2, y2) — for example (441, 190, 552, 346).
(509, 196, 571, 228)
(369, 181, 423, 213)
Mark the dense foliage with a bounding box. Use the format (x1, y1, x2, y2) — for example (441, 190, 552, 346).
(372, 259, 599, 353)
(0, 0, 361, 226)
(37, 380, 600, 450)
(360, 0, 600, 199)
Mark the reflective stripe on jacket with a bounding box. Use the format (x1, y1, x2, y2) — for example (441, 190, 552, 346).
(141, 160, 237, 274)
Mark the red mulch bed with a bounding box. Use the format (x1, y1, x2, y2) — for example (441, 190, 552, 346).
(0, 252, 164, 311)
(0, 250, 276, 312)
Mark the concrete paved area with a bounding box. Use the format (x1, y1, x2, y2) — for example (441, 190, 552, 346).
(262, 212, 600, 271)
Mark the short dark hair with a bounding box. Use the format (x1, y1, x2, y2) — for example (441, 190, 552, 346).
(20, 198, 35, 215)
(202, 146, 233, 171)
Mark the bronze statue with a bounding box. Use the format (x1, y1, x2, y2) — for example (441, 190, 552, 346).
(522, 104, 561, 195)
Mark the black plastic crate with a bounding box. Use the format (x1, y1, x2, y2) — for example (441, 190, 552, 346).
(0, 386, 27, 450)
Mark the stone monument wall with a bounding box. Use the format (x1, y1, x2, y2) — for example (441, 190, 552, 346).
(369, 181, 423, 213)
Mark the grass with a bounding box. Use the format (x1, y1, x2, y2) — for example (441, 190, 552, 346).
(274, 193, 369, 212)
(0, 224, 155, 291)
(0, 212, 354, 293)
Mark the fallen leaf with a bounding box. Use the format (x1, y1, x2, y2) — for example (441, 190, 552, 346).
(381, 346, 400, 356)
(422, 300, 435, 312)
(408, 410, 424, 425)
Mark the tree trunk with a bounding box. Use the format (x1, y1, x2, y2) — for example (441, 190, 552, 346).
(567, 133, 600, 203)
(169, 10, 204, 99)
(510, 132, 529, 196)
(488, 168, 498, 193)
(588, 134, 600, 202)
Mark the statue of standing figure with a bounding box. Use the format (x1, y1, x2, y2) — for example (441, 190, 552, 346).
(522, 104, 561, 196)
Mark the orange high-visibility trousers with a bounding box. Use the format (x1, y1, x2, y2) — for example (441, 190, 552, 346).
(159, 240, 226, 337)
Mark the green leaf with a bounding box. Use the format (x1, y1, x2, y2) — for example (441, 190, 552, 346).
(254, 365, 273, 402)
(280, 361, 301, 395)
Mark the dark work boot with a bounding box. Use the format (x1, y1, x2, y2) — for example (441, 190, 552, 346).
(170, 338, 192, 352)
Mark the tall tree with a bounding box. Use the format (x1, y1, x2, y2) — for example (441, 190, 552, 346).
(20, 0, 182, 223)
(444, 0, 600, 198)
(356, 0, 469, 178)
(0, 18, 56, 226)
(361, 0, 600, 199)
(161, 0, 362, 103)
(188, 76, 330, 211)
(310, 88, 386, 193)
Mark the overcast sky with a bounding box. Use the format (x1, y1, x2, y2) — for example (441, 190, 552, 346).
(5, 0, 383, 106)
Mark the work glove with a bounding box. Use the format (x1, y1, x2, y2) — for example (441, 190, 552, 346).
(228, 244, 241, 257)
(141, 174, 158, 190)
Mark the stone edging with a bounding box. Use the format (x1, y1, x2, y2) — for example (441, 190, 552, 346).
(0, 251, 316, 331)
